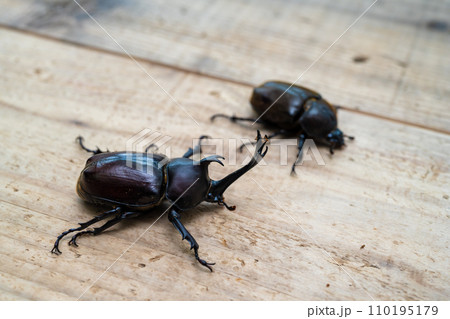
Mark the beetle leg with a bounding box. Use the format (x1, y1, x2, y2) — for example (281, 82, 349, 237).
(145, 143, 159, 153)
(76, 136, 108, 155)
(239, 129, 286, 152)
(329, 143, 335, 155)
(168, 209, 215, 272)
(210, 113, 265, 124)
(290, 134, 307, 176)
(68, 211, 142, 247)
(183, 135, 210, 158)
(51, 207, 122, 254)
(218, 199, 236, 211)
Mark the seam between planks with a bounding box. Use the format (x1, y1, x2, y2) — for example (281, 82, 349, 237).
(0, 24, 448, 136)
(2, 91, 449, 141)
(0, 23, 253, 87)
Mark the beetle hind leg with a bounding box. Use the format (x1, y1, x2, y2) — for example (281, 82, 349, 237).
(68, 211, 142, 247)
(51, 207, 122, 254)
(168, 209, 215, 272)
(76, 136, 108, 155)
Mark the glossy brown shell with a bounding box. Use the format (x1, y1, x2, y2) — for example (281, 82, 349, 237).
(299, 99, 338, 138)
(77, 152, 168, 210)
(250, 81, 322, 130)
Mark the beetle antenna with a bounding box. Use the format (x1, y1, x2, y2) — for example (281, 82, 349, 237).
(219, 199, 236, 211)
(344, 134, 355, 140)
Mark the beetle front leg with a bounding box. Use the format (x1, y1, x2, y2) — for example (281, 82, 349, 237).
(182, 135, 209, 158)
(51, 207, 122, 254)
(239, 129, 286, 152)
(168, 209, 215, 272)
(329, 143, 336, 155)
(76, 136, 108, 155)
(290, 134, 307, 176)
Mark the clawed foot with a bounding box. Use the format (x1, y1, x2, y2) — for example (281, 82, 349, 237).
(192, 244, 215, 272)
(255, 130, 269, 158)
(68, 230, 93, 247)
(68, 236, 78, 247)
(76, 136, 107, 155)
(290, 166, 297, 177)
(196, 257, 215, 272)
(51, 245, 62, 255)
(239, 130, 269, 154)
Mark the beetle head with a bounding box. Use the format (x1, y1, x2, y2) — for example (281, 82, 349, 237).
(166, 131, 268, 211)
(326, 129, 354, 154)
(327, 128, 345, 147)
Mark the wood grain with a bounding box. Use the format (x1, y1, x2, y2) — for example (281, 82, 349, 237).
(0, 27, 449, 300)
(0, 0, 449, 133)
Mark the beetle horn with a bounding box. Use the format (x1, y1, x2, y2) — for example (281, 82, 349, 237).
(207, 131, 268, 205)
(198, 155, 225, 166)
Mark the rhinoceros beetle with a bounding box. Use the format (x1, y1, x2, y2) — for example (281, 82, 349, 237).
(52, 132, 268, 271)
(211, 81, 353, 175)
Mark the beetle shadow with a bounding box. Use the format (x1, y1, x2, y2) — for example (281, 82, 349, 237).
(176, 204, 220, 224)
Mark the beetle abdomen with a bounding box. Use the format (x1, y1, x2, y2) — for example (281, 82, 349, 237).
(250, 81, 321, 130)
(77, 152, 168, 210)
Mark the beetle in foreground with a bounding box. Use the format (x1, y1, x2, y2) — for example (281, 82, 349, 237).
(211, 81, 353, 175)
(51, 132, 268, 271)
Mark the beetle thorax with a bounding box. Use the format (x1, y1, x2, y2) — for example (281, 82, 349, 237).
(164, 158, 212, 210)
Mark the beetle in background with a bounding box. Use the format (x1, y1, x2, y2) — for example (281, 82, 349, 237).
(211, 81, 353, 175)
(52, 132, 268, 271)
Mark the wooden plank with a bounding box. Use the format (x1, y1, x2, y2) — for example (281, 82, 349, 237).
(0, 287, 26, 301)
(0, 0, 448, 132)
(0, 28, 449, 300)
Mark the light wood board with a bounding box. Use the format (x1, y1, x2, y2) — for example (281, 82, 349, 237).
(0, 0, 449, 300)
(0, 0, 449, 132)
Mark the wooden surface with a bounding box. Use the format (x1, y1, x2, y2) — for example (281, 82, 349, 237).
(0, 0, 449, 300)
